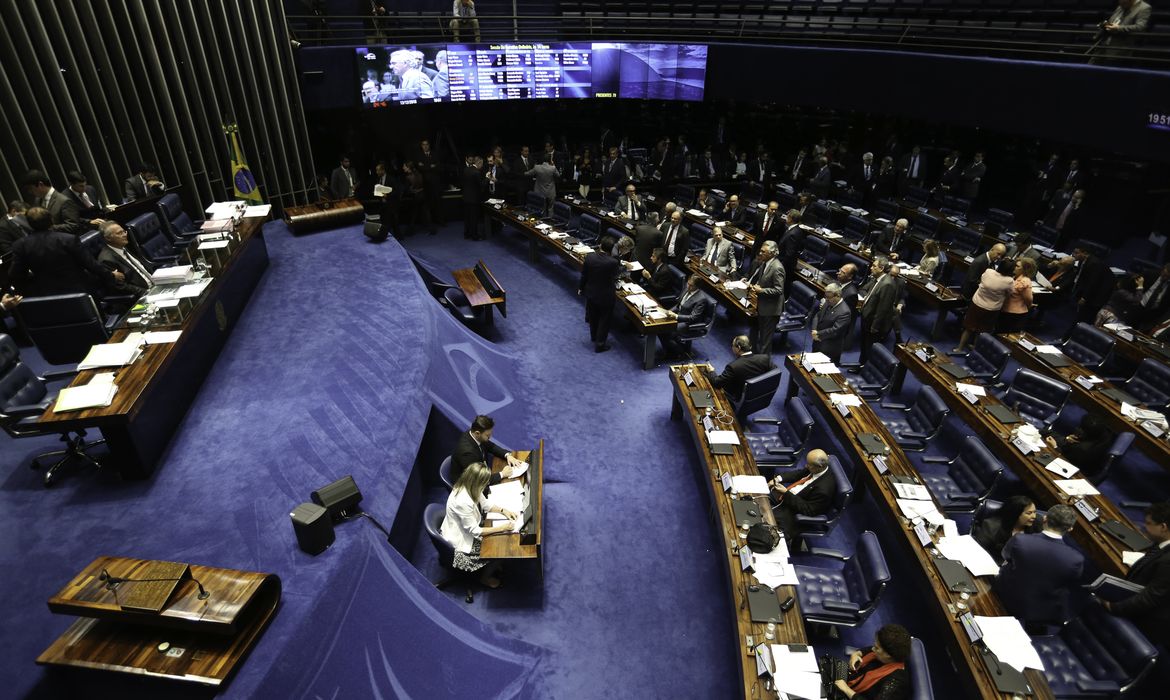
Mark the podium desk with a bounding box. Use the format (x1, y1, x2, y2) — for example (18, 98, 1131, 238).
(453, 260, 507, 325)
(283, 198, 364, 235)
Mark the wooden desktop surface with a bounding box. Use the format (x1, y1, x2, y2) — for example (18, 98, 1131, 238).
(784, 355, 1054, 700)
(1003, 332, 1170, 470)
(453, 260, 507, 314)
(283, 197, 364, 235)
(894, 343, 1133, 576)
(1099, 323, 1170, 366)
(668, 364, 807, 700)
(480, 442, 543, 560)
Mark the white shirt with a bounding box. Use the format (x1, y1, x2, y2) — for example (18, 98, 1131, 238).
(1041, 530, 1065, 540)
(42, 187, 58, 208)
(440, 487, 485, 554)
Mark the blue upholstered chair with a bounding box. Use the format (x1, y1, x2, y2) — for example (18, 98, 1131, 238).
(775, 282, 818, 342)
(655, 265, 687, 309)
(918, 435, 1004, 513)
(602, 189, 620, 208)
(844, 214, 871, 241)
(874, 199, 899, 221)
(745, 396, 815, 469)
(790, 456, 853, 537)
(0, 334, 103, 486)
(947, 227, 983, 257)
(524, 191, 546, 215)
(793, 530, 890, 630)
(155, 192, 200, 244)
(1084, 431, 1136, 486)
(800, 236, 829, 266)
(688, 222, 712, 253)
(409, 254, 458, 299)
(911, 213, 939, 242)
(908, 637, 935, 700)
(605, 227, 628, 245)
(846, 343, 901, 400)
(734, 367, 783, 422)
(904, 186, 930, 207)
(984, 208, 1014, 236)
(1118, 358, 1170, 410)
(999, 368, 1071, 430)
(577, 213, 601, 244)
(672, 184, 695, 205)
(964, 333, 1011, 384)
(14, 294, 114, 365)
(1060, 323, 1115, 370)
(546, 200, 572, 227)
(972, 499, 1049, 535)
(423, 503, 475, 604)
(439, 456, 455, 490)
(1030, 604, 1157, 699)
(1032, 224, 1061, 248)
(742, 181, 764, 203)
(443, 288, 482, 326)
(79, 229, 105, 259)
(673, 296, 716, 356)
(880, 385, 950, 451)
(124, 212, 180, 266)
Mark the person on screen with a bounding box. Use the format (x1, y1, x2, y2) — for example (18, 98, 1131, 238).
(433, 50, 450, 98)
(361, 68, 380, 103)
(450, 0, 480, 42)
(389, 49, 433, 101)
(374, 70, 396, 102)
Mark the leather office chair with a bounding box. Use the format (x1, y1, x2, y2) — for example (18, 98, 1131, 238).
(930, 254, 948, 283)
(124, 213, 180, 266)
(790, 456, 853, 537)
(1032, 224, 1060, 249)
(844, 214, 870, 241)
(0, 334, 104, 486)
(688, 222, 712, 254)
(918, 435, 1004, 513)
(602, 189, 620, 208)
(775, 282, 818, 343)
(605, 227, 627, 246)
(810, 202, 832, 227)
(524, 191, 547, 216)
(1131, 258, 1161, 280)
(155, 192, 200, 244)
(908, 637, 934, 700)
(880, 385, 950, 451)
(1084, 431, 1136, 485)
(710, 193, 726, 211)
(79, 229, 105, 259)
(947, 227, 983, 257)
(672, 295, 716, 357)
(1030, 603, 1157, 699)
(1060, 323, 1115, 370)
(904, 186, 930, 207)
(734, 367, 783, 422)
(743, 182, 764, 203)
(777, 191, 797, 211)
(874, 199, 898, 221)
(745, 396, 815, 469)
(423, 503, 475, 604)
(578, 213, 602, 244)
(672, 184, 695, 205)
(14, 293, 114, 365)
(983, 208, 1013, 238)
(1118, 358, 1170, 410)
(964, 333, 1011, 384)
(408, 254, 458, 299)
(800, 236, 829, 267)
(546, 201, 572, 227)
(910, 213, 939, 242)
(999, 368, 1071, 430)
(656, 265, 686, 308)
(443, 288, 482, 327)
(793, 530, 889, 630)
(439, 456, 455, 490)
(846, 343, 901, 400)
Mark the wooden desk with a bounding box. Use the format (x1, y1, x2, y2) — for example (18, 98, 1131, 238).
(283, 198, 364, 235)
(784, 355, 1054, 700)
(893, 343, 1133, 576)
(480, 441, 543, 561)
(38, 556, 280, 686)
(484, 204, 677, 369)
(1099, 323, 1170, 366)
(35, 217, 269, 479)
(453, 260, 507, 325)
(668, 365, 807, 700)
(1003, 332, 1170, 471)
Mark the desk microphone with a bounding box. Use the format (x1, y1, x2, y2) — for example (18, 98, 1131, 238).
(99, 568, 210, 600)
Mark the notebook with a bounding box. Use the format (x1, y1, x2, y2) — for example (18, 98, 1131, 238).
(1099, 386, 1139, 406)
(985, 404, 1023, 424)
(934, 557, 977, 594)
(1100, 519, 1153, 551)
(940, 363, 972, 380)
(978, 647, 1033, 696)
(813, 376, 843, 394)
(857, 433, 889, 456)
(690, 389, 714, 409)
(747, 584, 784, 623)
(732, 500, 765, 529)
(1035, 351, 1072, 368)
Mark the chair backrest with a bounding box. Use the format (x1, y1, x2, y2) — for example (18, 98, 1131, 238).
(79, 229, 105, 259)
(1073, 239, 1109, 261)
(156, 192, 197, 239)
(844, 214, 870, 240)
(439, 456, 455, 490)
(525, 191, 546, 213)
(777, 191, 797, 210)
(801, 236, 829, 265)
(672, 184, 695, 204)
(1124, 358, 1170, 408)
(912, 213, 939, 239)
(843, 530, 890, 611)
(743, 181, 764, 202)
(580, 213, 601, 238)
(786, 281, 818, 319)
(443, 287, 472, 310)
(781, 396, 815, 446)
(552, 200, 572, 224)
(966, 333, 1010, 382)
(689, 222, 712, 250)
(605, 227, 628, 246)
(986, 208, 1014, 228)
(904, 186, 930, 206)
(940, 195, 971, 217)
(860, 343, 900, 392)
(409, 254, 456, 298)
(908, 637, 934, 700)
(842, 253, 870, 285)
(0, 335, 48, 412)
(1060, 603, 1158, 691)
(678, 293, 717, 341)
(1061, 322, 1115, 369)
(1005, 368, 1071, 426)
(1090, 431, 1136, 485)
(1131, 258, 1162, 280)
(1032, 224, 1060, 248)
(736, 367, 783, 420)
(948, 226, 983, 256)
(124, 212, 173, 263)
(908, 385, 949, 437)
(951, 435, 1004, 499)
(811, 202, 831, 225)
(824, 457, 854, 525)
(423, 502, 455, 568)
(875, 199, 898, 220)
(14, 293, 110, 365)
(602, 189, 620, 208)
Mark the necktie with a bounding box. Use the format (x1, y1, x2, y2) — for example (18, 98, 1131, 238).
(345, 169, 353, 195)
(628, 199, 635, 219)
(748, 263, 763, 285)
(666, 226, 677, 256)
(1067, 170, 1076, 183)
(780, 473, 813, 501)
(119, 248, 152, 286)
(707, 242, 717, 265)
(80, 190, 93, 208)
(763, 214, 771, 234)
(911, 157, 919, 178)
(1143, 279, 1165, 307)
(865, 165, 870, 179)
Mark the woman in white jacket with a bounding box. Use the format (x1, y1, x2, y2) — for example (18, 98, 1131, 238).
(440, 462, 518, 588)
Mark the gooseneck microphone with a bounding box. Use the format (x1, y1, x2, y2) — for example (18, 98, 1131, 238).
(99, 567, 210, 600)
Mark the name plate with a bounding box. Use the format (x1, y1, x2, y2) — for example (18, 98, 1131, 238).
(874, 455, 889, 474)
(708, 274, 720, 283)
(735, 232, 745, 240)
(645, 194, 656, 201)
(913, 520, 932, 547)
(683, 369, 695, 386)
(493, 204, 502, 210)
(915, 349, 931, 363)
(963, 255, 975, 263)
(721, 471, 734, 493)
(925, 282, 939, 293)
(1073, 498, 1100, 523)
(1018, 338, 1036, 351)
(740, 297, 751, 308)
(706, 219, 715, 226)
(835, 402, 851, 418)
(624, 223, 634, 230)
(1118, 330, 1135, 342)
(740, 546, 753, 571)
(1142, 420, 1166, 438)
(1075, 375, 1096, 390)
(801, 268, 812, 278)
(1011, 435, 1037, 455)
(960, 390, 980, 405)
(849, 242, 862, 250)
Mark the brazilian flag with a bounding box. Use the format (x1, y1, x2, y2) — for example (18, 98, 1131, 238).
(224, 123, 262, 203)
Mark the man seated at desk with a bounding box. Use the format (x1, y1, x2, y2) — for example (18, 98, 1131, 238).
(769, 449, 838, 548)
(707, 334, 774, 402)
(641, 248, 674, 300)
(96, 221, 155, 297)
(699, 226, 735, 275)
(451, 415, 525, 490)
(661, 274, 714, 358)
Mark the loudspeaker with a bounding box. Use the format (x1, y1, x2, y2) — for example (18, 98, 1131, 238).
(311, 475, 363, 520)
(290, 502, 334, 555)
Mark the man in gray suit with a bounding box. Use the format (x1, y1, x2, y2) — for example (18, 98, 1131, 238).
(96, 220, 155, 296)
(615, 183, 645, 222)
(746, 240, 786, 356)
(700, 226, 735, 274)
(22, 170, 83, 234)
(330, 156, 358, 200)
(524, 153, 561, 215)
(1093, 0, 1152, 63)
(854, 256, 899, 367)
(811, 283, 852, 363)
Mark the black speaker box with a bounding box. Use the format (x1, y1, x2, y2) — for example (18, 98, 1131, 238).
(311, 475, 363, 520)
(291, 502, 335, 555)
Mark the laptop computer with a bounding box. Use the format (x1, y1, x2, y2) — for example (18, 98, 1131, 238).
(732, 500, 765, 529)
(934, 557, 977, 594)
(747, 584, 784, 623)
(978, 647, 1033, 696)
(813, 375, 843, 394)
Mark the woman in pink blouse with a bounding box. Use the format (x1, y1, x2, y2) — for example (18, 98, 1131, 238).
(999, 257, 1037, 333)
(954, 258, 1015, 353)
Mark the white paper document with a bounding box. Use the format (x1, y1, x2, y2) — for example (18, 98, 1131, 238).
(151, 265, 194, 283)
(973, 616, 1045, 672)
(1123, 551, 1145, 567)
(829, 393, 862, 407)
(897, 498, 945, 525)
(936, 534, 1000, 577)
(1055, 479, 1100, 496)
(730, 474, 768, 495)
(244, 204, 272, 216)
(77, 341, 143, 370)
(1034, 344, 1063, 355)
(53, 381, 118, 413)
(892, 482, 932, 501)
(198, 239, 230, 251)
(708, 430, 742, 446)
(1044, 458, 1078, 479)
(769, 645, 824, 699)
(143, 331, 182, 345)
(176, 280, 212, 298)
(810, 363, 840, 375)
(956, 382, 986, 397)
(800, 352, 831, 368)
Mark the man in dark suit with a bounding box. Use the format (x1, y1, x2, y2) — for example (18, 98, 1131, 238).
(329, 156, 357, 200)
(753, 201, 782, 256)
(837, 263, 861, 346)
(8, 207, 122, 297)
(661, 274, 714, 357)
(934, 155, 961, 197)
(524, 152, 561, 215)
(811, 284, 852, 364)
(694, 188, 717, 216)
(0, 200, 31, 255)
(1139, 263, 1170, 327)
(855, 256, 899, 366)
(1061, 159, 1084, 190)
(123, 162, 167, 203)
(512, 145, 535, 203)
(960, 243, 1007, 299)
(418, 139, 442, 223)
(95, 221, 154, 296)
(708, 334, 775, 401)
(787, 148, 809, 185)
(898, 146, 926, 194)
(746, 240, 786, 356)
(580, 236, 623, 353)
(1071, 245, 1114, 324)
(22, 169, 83, 233)
(65, 171, 107, 225)
(1102, 502, 1170, 646)
(748, 151, 771, 185)
(769, 449, 838, 547)
(873, 156, 896, 202)
(615, 183, 646, 222)
(632, 213, 662, 270)
(601, 146, 626, 192)
(721, 194, 748, 227)
(776, 210, 805, 296)
(461, 155, 483, 240)
(961, 152, 987, 200)
(450, 415, 525, 489)
(660, 210, 689, 267)
(641, 248, 675, 300)
(809, 157, 833, 198)
(697, 149, 719, 180)
(850, 152, 877, 199)
(874, 218, 912, 262)
(993, 504, 1084, 631)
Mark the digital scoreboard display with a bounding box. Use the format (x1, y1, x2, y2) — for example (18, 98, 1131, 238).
(357, 42, 706, 107)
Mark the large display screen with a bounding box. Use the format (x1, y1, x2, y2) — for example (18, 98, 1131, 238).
(356, 42, 707, 107)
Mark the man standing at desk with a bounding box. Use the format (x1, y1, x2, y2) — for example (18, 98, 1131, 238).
(811, 283, 852, 364)
(769, 449, 838, 548)
(580, 236, 623, 353)
(451, 415, 524, 487)
(746, 240, 785, 356)
(708, 335, 774, 402)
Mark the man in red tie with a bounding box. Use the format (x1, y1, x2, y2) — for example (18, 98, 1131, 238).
(769, 449, 839, 548)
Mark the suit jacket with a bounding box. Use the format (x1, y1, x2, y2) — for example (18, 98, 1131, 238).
(1073, 256, 1114, 311)
(601, 157, 626, 189)
(774, 466, 838, 517)
(850, 162, 877, 192)
(672, 288, 713, 327)
(874, 165, 897, 200)
(961, 161, 986, 199)
(693, 195, 717, 216)
(995, 532, 1084, 626)
(580, 251, 622, 303)
(748, 257, 785, 316)
(722, 205, 747, 226)
(747, 158, 769, 184)
(841, 280, 860, 322)
(0, 216, 30, 256)
(525, 162, 560, 200)
(643, 262, 675, 300)
(329, 167, 357, 199)
(812, 299, 852, 360)
(660, 223, 689, 266)
(875, 225, 911, 260)
(633, 223, 663, 269)
(937, 164, 961, 194)
(615, 194, 645, 221)
(8, 230, 114, 297)
(810, 165, 833, 196)
(701, 237, 734, 273)
(709, 352, 774, 401)
(973, 516, 1043, 565)
(97, 245, 155, 295)
(123, 174, 165, 203)
(788, 154, 809, 182)
(860, 274, 899, 335)
(898, 153, 927, 182)
(462, 164, 483, 203)
(1112, 543, 1170, 644)
(962, 253, 994, 299)
(450, 431, 506, 488)
(755, 210, 782, 243)
(777, 225, 804, 265)
(1104, 0, 1152, 48)
(38, 190, 83, 234)
(65, 185, 105, 221)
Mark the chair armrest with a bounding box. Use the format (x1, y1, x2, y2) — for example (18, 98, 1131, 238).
(767, 447, 797, 455)
(1121, 501, 1154, 509)
(899, 431, 929, 440)
(1, 402, 52, 418)
(41, 369, 81, 382)
(946, 492, 981, 504)
(794, 514, 827, 525)
(806, 547, 848, 560)
(921, 455, 952, 463)
(858, 382, 884, 391)
(752, 417, 783, 425)
(880, 402, 909, 410)
(821, 600, 862, 613)
(1074, 680, 1120, 694)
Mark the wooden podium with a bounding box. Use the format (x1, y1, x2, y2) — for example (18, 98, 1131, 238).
(283, 197, 364, 235)
(37, 556, 281, 686)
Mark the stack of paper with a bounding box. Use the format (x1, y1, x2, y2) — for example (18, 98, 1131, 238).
(485, 479, 526, 518)
(973, 616, 1045, 672)
(77, 340, 143, 370)
(1044, 458, 1078, 478)
(810, 362, 840, 375)
(143, 331, 182, 345)
(1122, 403, 1170, 430)
(752, 542, 799, 587)
(768, 644, 824, 699)
(176, 280, 212, 299)
(800, 352, 831, 369)
(53, 379, 118, 413)
(571, 244, 593, 255)
(897, 498, 945, 525)
(619, 282, 646, 294)
(1055, 479, 1100, 497)
(201, 219, 234, 233)
(686, 208, 706, 217)
(204, 201, 246, 219)
(893, 482, 932, 501)
(937, 535, 1000, 576)
(829, 393, 862, 407)
(548, 231, 568, 239)
(730, 474, 767, 494)
(1034, 344, 1063, 355)
(151, 265, 194, 284)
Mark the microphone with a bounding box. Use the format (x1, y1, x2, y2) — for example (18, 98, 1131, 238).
(99, 567, 210, 600)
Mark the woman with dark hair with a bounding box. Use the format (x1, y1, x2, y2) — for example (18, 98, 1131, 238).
(1096, 273, 1144, 327)
(824, 624, 913, 699)
(972, 495, 1041, 564)
(440, 462, 518, 589)
(1045, 414, 1116, 482)
(999, 257, 1037, 333)
(954, 257, 1015, 353)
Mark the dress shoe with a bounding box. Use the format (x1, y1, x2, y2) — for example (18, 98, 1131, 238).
(595, 343, 611, 353)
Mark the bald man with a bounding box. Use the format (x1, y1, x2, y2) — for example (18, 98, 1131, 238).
(961, 243, 1006, 300)
(769, 449, 839, 547)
